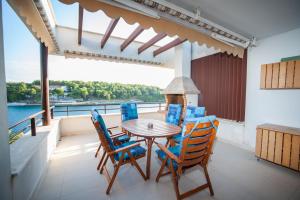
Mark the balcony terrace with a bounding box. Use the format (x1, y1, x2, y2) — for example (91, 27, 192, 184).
(29, 112, 300, 200)
(1, 1, 300, 200)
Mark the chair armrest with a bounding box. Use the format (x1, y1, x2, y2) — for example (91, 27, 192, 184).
(156, 143, 182, 164)
(107, 126, 122, 135)
(109, 142, 140, 155)
(110, 132, 127, 139)
(107, 126, 119, 130)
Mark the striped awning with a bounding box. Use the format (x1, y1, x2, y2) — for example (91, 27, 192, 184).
(59, 0, 245, 58)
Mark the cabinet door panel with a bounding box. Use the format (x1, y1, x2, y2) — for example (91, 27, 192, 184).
(286, 61, 295, 88)
(274, 132, 283, 164)
(272, 63, 279, 88)
(278, 62, 287, 88)
(256, 129, 263, 157)
(294, 60, 300, 88)
(266, 64, 273, 88)
(290, 136, 300, 170)
(282, 134, 292, 167)
(260, 65, 267, 88)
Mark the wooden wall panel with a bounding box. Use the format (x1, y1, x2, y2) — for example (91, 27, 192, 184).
(256, 129, 263, 157)
(261, 60, 300, 89)
(274, 132, 283, 164)
(282, 134, 292, 167)
(267, 131, 276, 162)
(260, 64, 267, 88)
(294, 60, 300, 88)
(290, 136, 300, 170)
(266, 64, 273, 88)
(261, 130, 269, 159)
(271, 63, 279, 88)
(286, 61, 295, 88)
(191, 51, 247, 121)
(278, 62, 287, 88)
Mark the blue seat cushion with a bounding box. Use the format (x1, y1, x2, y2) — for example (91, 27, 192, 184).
(156, 145, 181, 170)
(115, 141, 146, 161)
(115, 134, 130, 143)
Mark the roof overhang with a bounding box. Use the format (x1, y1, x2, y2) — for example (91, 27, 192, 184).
(59, 0, 245, 58)
(7, 0, 59, 54)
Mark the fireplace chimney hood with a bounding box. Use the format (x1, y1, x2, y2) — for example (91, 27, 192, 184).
(162, 76, 200, 95)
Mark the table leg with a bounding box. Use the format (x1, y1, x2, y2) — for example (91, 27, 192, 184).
(146, 138, 154, 179)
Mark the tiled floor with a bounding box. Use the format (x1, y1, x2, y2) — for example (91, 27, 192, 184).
(32, 134, 300, 200)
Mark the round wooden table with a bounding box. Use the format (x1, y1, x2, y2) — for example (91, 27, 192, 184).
(122, 119, 181, 179)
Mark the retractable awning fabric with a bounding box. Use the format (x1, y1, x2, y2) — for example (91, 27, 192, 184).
(59, 0, 245, 58)
(7, 0, 59, 53)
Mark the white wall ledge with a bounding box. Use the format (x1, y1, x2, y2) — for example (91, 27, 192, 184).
(10, 119, 60, 200)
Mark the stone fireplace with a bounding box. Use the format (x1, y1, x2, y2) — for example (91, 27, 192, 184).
(162, 76, 200, 121)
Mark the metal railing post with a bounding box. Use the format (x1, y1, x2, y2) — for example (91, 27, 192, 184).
(31, 118, 36, 136)
(159, 103, 161, 112)
(50, 107, 54, 119)
(67, 106, 69, 116)
(104, 104, 107, 114)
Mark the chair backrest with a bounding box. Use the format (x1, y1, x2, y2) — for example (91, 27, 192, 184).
(184, 106, 205, 122)
(121, 102, 138, 122)
(91, 110, 115, 151)
(179, 116, 219, 170)
(166, 104, 182, 126)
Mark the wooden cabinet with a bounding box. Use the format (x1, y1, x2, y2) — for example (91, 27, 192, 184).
(256, 124, 300, 171)
(260, 60, 300, 89)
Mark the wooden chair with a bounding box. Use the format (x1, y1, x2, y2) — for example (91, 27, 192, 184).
(91, 111, 146, 194)
(155, 117, 219, 200)
(93, 109, 130, 158)
(171, 106, 206, 146)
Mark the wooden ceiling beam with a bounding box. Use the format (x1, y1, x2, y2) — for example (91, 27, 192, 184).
(121, 25, 144, 51)
(101, 18, 120, 48)
(78, 5, 84, 45)
(153, 38, 187, 57)
(138, 33, 167, 54)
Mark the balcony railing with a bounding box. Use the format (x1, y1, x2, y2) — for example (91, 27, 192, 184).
(8, 102, 165, 137)
(9, 106, 55, 136)
(53, 102, 166, 116)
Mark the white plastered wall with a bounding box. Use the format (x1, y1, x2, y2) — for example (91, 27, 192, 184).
(245, 27, 300, 149)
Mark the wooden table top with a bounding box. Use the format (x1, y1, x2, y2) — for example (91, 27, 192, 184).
(121, 119, 181, 138)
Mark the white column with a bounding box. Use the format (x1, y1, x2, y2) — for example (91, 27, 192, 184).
(0, 1, 12, 199)
(174, 41, 191, 77)
(174, 41, 198, 106)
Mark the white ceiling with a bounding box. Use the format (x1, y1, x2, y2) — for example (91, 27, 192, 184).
(166, 0, 300, 39)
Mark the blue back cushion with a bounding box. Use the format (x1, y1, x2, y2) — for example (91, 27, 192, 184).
(184, 106, 205, 122)
(166, 104, 182, 125)
(121, 102, 138, 122)
(92, 110, 115, 150)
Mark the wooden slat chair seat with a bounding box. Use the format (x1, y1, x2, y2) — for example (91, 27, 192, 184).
(155, 116, 219, 200)
(94, 109, 130, 158)
(91, 110, 146, 194)
(172, 106, 206, 145)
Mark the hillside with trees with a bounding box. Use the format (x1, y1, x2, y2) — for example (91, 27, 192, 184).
(6, 80, 164, 103)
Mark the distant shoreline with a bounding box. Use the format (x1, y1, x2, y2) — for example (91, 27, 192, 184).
(7, 100, 164, 107)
